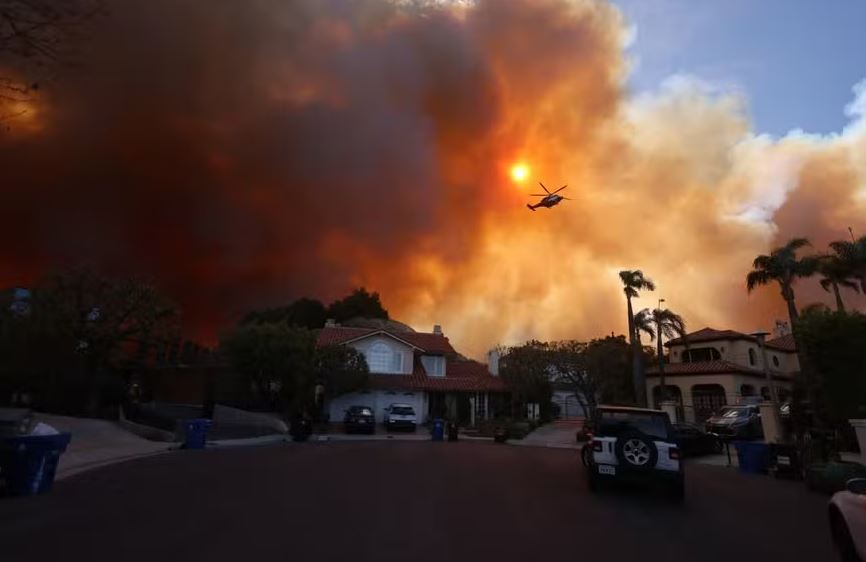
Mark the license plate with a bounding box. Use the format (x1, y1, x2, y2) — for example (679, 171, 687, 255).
(777, 456, 790, 466)
(598, 465, 615, 476)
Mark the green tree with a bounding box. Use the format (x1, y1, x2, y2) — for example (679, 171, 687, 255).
(242, 297, 327, 329)
(828, 234, 866, 292)
(795, 308, 866, 430)
(548, 336, 633, 420)
(619, 270, 655, 406)
(313, 344, 369, 400)
(746, 238, 820, 329)
(637, 307, 687, 404)
(327, 287, 389, 322)
(499, 341, 553, 418)
(220, 323, 316, 413)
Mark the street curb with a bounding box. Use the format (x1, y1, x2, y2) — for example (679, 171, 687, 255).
(207, 435, 291, 448)
(56, 447, 174, 481)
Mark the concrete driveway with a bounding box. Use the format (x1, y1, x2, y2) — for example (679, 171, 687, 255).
(0, 442, 835, 562)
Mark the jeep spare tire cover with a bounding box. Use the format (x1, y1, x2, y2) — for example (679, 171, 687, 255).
(614, 431, 658, 470)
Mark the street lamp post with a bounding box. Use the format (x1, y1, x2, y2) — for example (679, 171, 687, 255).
(750, 331, 779, 407)
(656, 298, 666, 404)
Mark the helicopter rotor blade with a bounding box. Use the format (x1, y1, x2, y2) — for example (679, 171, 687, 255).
(538, 182, 550, 194)
(551, 185, 568, 194)
(529, 194, 548, 197)
(560, 197, 572, 200)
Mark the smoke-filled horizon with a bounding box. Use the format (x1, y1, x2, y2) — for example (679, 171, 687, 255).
(2, 0, 865, 358)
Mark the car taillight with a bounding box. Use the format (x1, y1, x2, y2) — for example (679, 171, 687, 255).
(669, 448, 681, 460)
(592, 440, 603, 452)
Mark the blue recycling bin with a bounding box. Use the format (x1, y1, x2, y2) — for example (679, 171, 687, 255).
(431, 419, 445, 442)
(182, 419, 212, 449)
(0, 433, 72, 496)
(734, 441, 770, 474)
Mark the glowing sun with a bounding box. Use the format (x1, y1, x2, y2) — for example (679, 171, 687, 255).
(510, 163, 530, 183)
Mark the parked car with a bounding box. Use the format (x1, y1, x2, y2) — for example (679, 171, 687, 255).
(586, 405, 684, 501)
(343, 405, 375, 434)
(829, 478, 866, 561)
(384, 404, 417, 432)
(672, 423, 722, 457)
(705, 405, 763, 440)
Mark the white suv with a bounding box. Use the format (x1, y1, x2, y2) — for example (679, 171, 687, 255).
(829, 478, 866, 561)
(586, 406, 684, 501)
(384, 404, 417, 432)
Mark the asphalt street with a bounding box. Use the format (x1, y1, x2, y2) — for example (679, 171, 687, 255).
(0, 441, 835, 562)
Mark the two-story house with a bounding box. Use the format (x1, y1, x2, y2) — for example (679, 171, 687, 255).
(645, 327, 798, 423)
(316, 323, 508, 426)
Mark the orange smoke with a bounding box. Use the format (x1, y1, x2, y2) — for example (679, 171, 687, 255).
(1, 0, 864, 356)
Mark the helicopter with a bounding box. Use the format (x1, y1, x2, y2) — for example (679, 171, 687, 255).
(526, 182, 569, 211)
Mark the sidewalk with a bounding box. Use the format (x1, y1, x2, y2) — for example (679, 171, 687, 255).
(35, 414, 174, 480)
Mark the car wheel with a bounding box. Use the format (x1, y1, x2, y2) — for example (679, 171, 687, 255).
(830, 508, 861, 562)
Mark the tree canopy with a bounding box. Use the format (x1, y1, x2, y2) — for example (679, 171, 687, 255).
(326, 287, 389, 322)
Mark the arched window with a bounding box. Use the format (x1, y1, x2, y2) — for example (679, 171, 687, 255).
(772, 355, 780, 367)
(748, 348, 756, 366)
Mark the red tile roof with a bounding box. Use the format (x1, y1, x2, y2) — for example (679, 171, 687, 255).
(316, 326, 456, 355)
(646, 360, 791, 380)
(766, 333, 797, 352)
(367, 360, 507, 392)
(666, 327, 798, 353)
(665, 327, 752, 346)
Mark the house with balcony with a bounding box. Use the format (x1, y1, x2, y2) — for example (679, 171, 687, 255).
(645, 327, 798, 423)
(316, 322, 508, 426)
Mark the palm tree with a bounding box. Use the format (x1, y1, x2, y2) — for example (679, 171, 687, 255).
(818, 254, 859, 312)
(637, 307, 687, 404)
(746, 238, 820, 328)
(829, 234, 866, 292)
(619, 270, 655, 406)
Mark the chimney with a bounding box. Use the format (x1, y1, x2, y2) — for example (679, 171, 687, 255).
(488, 348, 500, 376)
(432, 324, 442, 335)
(325, 318, 337, 328)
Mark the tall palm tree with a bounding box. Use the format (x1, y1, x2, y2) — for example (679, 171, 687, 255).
(746, 238, 820, 329)
(619, 270, 655, 406)
(818, 254, 859, 312)
(829, 234, 866, 292)
(637, 307, 687, 404)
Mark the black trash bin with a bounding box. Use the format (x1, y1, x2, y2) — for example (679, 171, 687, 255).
(0, 433, 72, 496)
(447, 422, 459, 442)
(769, 442, 802, 479)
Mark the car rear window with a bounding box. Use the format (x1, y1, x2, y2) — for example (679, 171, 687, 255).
(391, 406, 414, 415)
(597, 411, 670, 440)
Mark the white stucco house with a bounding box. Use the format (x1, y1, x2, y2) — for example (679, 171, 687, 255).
(646, 327, 797, 423)
(317, 323, 508, 426)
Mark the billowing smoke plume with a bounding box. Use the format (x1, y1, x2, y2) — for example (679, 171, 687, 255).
(2, 0, 864, 357)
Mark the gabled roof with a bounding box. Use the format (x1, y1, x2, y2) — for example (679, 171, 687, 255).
(316, 326, 456, 355)
(646, 360, 791, 380)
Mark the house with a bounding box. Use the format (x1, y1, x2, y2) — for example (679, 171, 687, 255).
(316, 323, 508, 426)
(645, 327, 798, 423)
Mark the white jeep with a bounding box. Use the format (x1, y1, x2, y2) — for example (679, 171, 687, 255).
(586, 406, 684, 501)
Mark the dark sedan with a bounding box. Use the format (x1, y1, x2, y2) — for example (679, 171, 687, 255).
(343, 406, 375, 434)
(705, 405, 763, 440)
(672, 423, 722, 457)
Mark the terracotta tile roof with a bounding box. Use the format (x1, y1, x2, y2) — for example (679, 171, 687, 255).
(665, 327, 753, 347)
(646, 360, 791, 380)
(766, 333, 797, 352)
(368, 360, 507, 392)
(316, 326, 456, 355)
